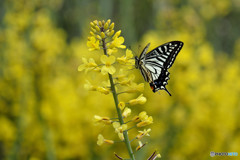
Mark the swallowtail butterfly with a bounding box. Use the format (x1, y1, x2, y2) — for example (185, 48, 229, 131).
(135, 41, 184, 96)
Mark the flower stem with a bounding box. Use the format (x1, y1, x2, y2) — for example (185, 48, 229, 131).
(109, 73, 135, 160)
(102, 39, 135, 160)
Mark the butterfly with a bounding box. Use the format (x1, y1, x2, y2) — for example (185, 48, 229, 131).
(135, 41, 184, 96)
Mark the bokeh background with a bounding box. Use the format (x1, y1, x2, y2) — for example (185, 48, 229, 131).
(1, 0, 240, 159)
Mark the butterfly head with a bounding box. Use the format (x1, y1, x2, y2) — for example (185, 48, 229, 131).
(135, 56, 140, 69)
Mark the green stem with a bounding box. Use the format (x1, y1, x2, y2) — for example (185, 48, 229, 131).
(109, 74, 135, 160)
(102, 39, 135, 160)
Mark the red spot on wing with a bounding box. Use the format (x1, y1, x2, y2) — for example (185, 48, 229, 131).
(150, 82, 155, 92)
(150, 85, 154, 90)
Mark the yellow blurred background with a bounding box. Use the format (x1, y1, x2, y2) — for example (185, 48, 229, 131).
(0, 0, 240, 159)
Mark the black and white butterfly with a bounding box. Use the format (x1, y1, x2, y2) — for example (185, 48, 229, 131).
(135, 41, 184, 96)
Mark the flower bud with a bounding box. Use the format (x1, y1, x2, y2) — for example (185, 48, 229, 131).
(113, 30, 121, 39)
(118, 133, 124, 141)
(109, 22, 114, 30)
(100, 32, 105, 38)
(95, 25, 101, 32)
(122, 107, 131, 118)
(104, 22, 109, 30)
(96, 35, 101, 40)
(91, 27, 96, 33)
(93, 20, 98, 25)
(118, 102, 125, 110)
(107, 19, 111, 25)
(90, 31, 95, 36)
(108, 30, 114, 37)
(98, 21, 102, 27)
(90, 22, 95, 27)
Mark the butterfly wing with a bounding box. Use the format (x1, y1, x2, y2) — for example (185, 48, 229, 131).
(145, 41, 183, 69)
(135, 43, 153, 82)
(143, 41, 184, 95)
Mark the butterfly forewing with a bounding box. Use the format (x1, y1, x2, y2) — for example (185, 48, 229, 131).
(146, 41, 183, 69)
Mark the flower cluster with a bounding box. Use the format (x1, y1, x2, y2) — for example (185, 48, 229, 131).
(79, 20, 160, 160)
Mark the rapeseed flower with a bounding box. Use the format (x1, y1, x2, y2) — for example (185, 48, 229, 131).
(136, 129, 151, 139)
(97, 134, 114, 146)
(129, 94, 147, 105)
(78, 19, 159, 160)
(118, 102, 125, 110)
(87, 36, 100, 51)
(78, 57, 98, 72)
(122, 107, 131, 118)
(94, 115, 112, 125)
(100, 55, 116, 75)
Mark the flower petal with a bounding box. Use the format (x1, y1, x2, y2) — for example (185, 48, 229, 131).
(126, 49, 133, 58)
(101, 66, 108, 75)
(108, 55, 116, 64)
(100, 55, 108, 64)
(108, 66, 116, 74)
(78, 64, 86, 71)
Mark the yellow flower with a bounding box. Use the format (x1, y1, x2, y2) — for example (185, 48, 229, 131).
(78, 57, 88, 71)
(100, 32, 105, 39)
(137, 116, 153, 127)
(147, 151, 161, 159)
(122, 107, 131, 118)
(97, 134, 104, 146)
(118, 133, 124, 141)
(107, 30, 114, 37)
(100, 55, 116, 75)
(94, 115, 102, 122)
(112, 122, 127, 133)
(136, 141, 146, 151)
(109, 36, 126, 49)
(126, 49, 133, 58)
(112, 122, 120, 129)
(135, 111, 153, 127)
(117, 74, 135, 86)
(87, 36, 100, 51)
(109, 22, 114, 30)
(106, 48, 118, 55)
(94, 115, 112, 125)
(116, 69, 128, 79)
(132, 111, 148, 123)
(84, 80, 98, 91)
(104, 22, 109, 30)
(78, 57, 98, 73)
(93, 20, 98, 25)
(112, 30, 121, 39)
(132, 115, 140, 122)
(136, 129, 151, 139)
(139, 111, 148, 121)
(97, 86, 111, 95)
(118, 101, 125, 110)
(157, 154, 161, 158)
(97, 134, 114, 146)
(129, 94, 147, 105)
(125, 83, 144, 93)
(117, 49, 135, 65)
